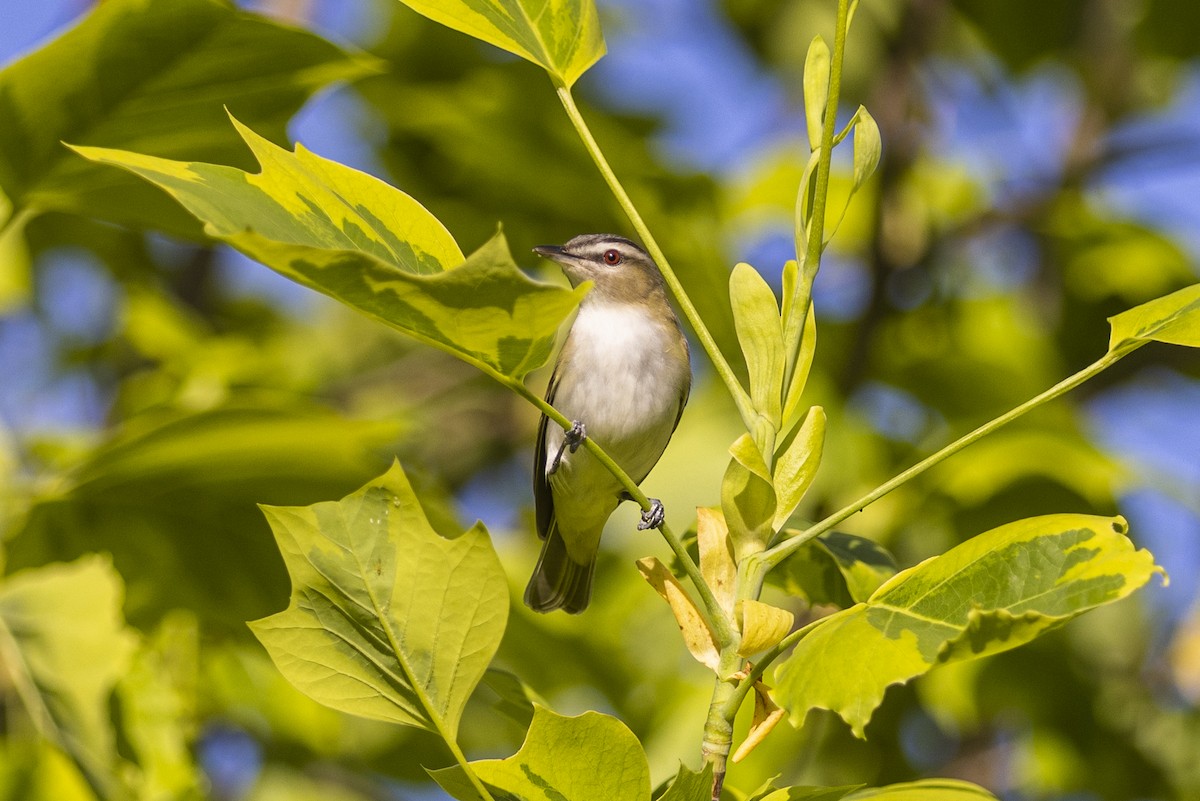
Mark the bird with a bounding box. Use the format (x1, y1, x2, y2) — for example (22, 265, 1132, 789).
(524, 234, 692, 614)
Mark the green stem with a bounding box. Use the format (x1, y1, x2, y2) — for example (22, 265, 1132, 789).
(782, 0, 850, 397)
(555, 86, 758, 434)
(443, 738, 497, 801)
(500, 375, 735, 646)
(720, 615, 826, 721)
(762, 346, 1140, 569)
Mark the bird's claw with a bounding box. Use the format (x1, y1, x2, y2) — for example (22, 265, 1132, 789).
(638, 498, 665, 531)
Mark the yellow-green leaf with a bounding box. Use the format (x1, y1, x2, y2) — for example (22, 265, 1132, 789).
(431, 707, 650, 801)
(852, 107, 881, 192)
(722, 434, 777, 559)
(1107, 283, 1200, 352)
(772, 406, 826, 529)
(773, 514, 1163, 738)
(637, 557, 720, 671)
(396, 0, 606, 88)
(804, 36, 831, 151)
(0, 0, 379, 236)
(249, 462, 508, 739)
(697, 507, 737, 617)
(730, 262, 785, 428)
(73, 118, 586, 379)
(0, 557, 138, 798)
(737, 599, 795, 657)
(769, 531, 897, 608)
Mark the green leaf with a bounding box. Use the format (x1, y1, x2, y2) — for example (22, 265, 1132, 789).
(751, 786, 861, 801)
(772, 406, 826, 529)
(8, 405, 403, 628)
(803, 36, 831, 152)
(782, 298, 817, 428)
(1107, 283, 1200, 351)
(774, 514, 1163, 737)
(768, 531, 898, 608)
(478, 668, 547, 731)
(846, 779, 998, 800)
(851, 107, 882, 192)
(117, 613, 200, 800)
(730, 262, 785, 428)
(0, 0, 379, 236)
(0, 204, 31, 313)
(722, 434, 777, 559)
(74, 118, 586, 379)
(430, 706, 650, 801)
(249, 462, 508, 739)
(0, 557, 138, 798)
(396, 0, 606, 88)
(737, 599, 795, 657)
(656, 763, 713, 801)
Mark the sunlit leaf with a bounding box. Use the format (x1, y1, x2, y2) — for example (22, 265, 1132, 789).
(637, 557, 720, 671)
(803, 36, 831, 152)
(774, 514, 1163, 737)
(430, 707, 650, 801)
(1107, 283, 1200, 352)
(657, 762, 714, 801)
(74, 118, 586, 379)
(772, 406, 826, 529)
(117, 613, 200, 800)
(750, 786, 861, 801)
(722, 434, 777, 559)
(851, 107, 881, 192)
(782, 298, 817, 428)
(0, 557, 138, 798)
(0, 201, 30, 312)
(769, 532, 898, 609)
(396, 0, 606, 88)
(846, 779, 999, 800)
(8, 405, 403, 628)
(697, 507, 737, 617)
(731, 262, 785, 428)
(249, 462, 508, 739)
(0, 0, 378, 236)
(478, 668, 547, 731)
(737, 599, 794, 657)
(731, 681, 786, 763)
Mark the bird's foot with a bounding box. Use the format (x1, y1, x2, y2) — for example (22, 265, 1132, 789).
(548, 420, 587, 475)
(638, 498, 665, 531)
(564, 420, 587, 452)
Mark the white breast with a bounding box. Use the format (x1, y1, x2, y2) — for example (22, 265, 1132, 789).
(548, 301, 689, 484)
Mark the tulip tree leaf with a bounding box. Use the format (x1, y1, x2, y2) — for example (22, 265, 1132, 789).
(74, 119, 586, 379)
(846, 779, 999, 800)
(774, 514, 1163, 738)
(0, 557, 139, 798)
(1107, 283, 1200, 352)
(769, 531, 897, 609)
(0, 0, 379, 236)
(772, 406, 826, 529)
(722, 434, 777, 559)
(249, 462, 508, 740)
(658, 763, 714, 801)
(430, 707, 650, 801)
(396, 0, 606, 88)
(730, 262, 785, 427)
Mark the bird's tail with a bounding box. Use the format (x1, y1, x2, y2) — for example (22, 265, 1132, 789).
(523, 524, 595, 614)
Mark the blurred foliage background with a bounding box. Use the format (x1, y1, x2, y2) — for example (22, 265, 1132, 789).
(2, 0, 1200, 799)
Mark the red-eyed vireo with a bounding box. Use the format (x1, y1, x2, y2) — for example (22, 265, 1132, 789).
(524, 234, 692, 614)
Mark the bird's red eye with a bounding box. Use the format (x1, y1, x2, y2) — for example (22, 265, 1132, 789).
(603, 249, 622, 265)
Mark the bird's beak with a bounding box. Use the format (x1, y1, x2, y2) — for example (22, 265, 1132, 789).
(532, 245, 567, 261)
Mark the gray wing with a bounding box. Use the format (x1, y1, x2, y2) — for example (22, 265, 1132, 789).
(533, 370, 559, 540)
